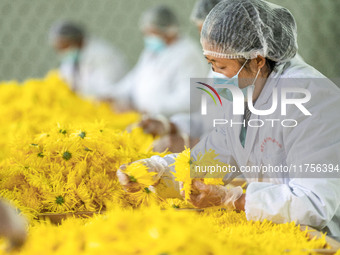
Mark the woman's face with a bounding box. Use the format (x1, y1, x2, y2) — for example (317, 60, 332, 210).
(205, 56, 243, 77)
(204, 55, 265, 89)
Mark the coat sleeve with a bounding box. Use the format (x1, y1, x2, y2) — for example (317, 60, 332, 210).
(245, 79, 340, 231)
(106, 51, 149, 101)
(191, 124, 242, 183)
(147, 45, 208, 117)
(78, 41, 129, 99)
(245, 179, 340, 229)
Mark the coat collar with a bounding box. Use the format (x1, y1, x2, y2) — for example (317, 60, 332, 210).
(254, 62, 287, 107)
(239, 62, 289, 165)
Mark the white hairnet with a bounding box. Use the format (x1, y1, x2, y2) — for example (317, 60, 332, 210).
(49, 21, 85, 44)
(190, 0, 223, 25)
(139, 5, 179, 35)
(201, 0, 298, 62)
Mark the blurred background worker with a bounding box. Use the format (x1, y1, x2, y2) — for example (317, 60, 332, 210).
(49, 21, 128, 100)
(139, 0, 222, 152)
(190, 0, 223, 32)
(112, 5, 207, 117)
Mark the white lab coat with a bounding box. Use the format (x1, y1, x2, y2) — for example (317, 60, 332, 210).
(112, 37, 208, 117)
(169, 69, 215, 137)
(192, 57, 340, 237)
(151, 57, 340, 237)
(59, 38, 128, 99)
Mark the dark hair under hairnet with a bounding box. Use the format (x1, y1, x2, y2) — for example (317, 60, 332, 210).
(139, 5, 179, 34)
(190, 0, 223, 24)
(49, 21, 85, 44)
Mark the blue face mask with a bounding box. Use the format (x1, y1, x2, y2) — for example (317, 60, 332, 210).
(144, 36, 166, 53)
(58, 48, 80, 64)
(213, 60, 260, 102)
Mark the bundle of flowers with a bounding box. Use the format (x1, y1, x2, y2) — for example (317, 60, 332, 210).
(172, 148, 228, 200)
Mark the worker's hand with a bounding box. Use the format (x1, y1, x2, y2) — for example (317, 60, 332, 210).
(116, 164, 142, 193)
(113, 101, 135, 113)
(139, 118, 171, 137)
(188, 179, 243, 209)
(99, 98, 115, 105)
(117, 157, 179, 199)
(0, 200, 27, 250)
(153, 133, 198, 153)
(116, 158, 167, 192)
(153, 134, 187, 153)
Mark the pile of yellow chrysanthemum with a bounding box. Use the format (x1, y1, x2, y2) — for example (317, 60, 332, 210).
(0, 71, 139, 160)
(0, 72, 167, 218)
(0, 123, 167, 219)
(0, 207, 330, 255)
(0, 73, 337, 255)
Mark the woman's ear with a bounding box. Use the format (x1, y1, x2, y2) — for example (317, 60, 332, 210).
(256, 56, 266, 70)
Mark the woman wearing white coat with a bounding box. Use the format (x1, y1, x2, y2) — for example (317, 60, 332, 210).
(136, 0, 223, 153)
(111, 5, 207, 117)
(117, 0, 340, 239)
(49, 21, 128, 100)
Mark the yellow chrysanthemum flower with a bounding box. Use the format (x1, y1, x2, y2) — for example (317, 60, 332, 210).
(172, 148, 225, 200)
(123, 162, 157, 187)
(171, 147, 191, 199)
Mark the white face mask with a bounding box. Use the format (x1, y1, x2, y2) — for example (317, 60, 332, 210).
(213, 60, 261, 102)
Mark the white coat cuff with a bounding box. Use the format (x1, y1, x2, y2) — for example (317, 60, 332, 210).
(245, 182, 278, 221)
